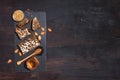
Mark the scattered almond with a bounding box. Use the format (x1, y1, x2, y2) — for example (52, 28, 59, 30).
(38, 35, 42, 41)
(48, 28, 52, 32)
(41, 27, 45, 31)
(14, 49, 19, 53)
(7, 59, 12, 64)
(34, 32, 38, 36)
(40, 31, 45, 35)
(18, 52, 22, 56)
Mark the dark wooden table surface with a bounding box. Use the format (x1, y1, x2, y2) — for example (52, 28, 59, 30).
(0, 0, 120, 80)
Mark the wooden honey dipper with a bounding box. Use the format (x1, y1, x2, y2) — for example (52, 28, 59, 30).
(17, 48, 42, 65)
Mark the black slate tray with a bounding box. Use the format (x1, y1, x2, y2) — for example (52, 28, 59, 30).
(14, 11, 46, 72)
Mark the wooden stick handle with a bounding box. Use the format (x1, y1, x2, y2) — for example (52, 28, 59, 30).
(17, 48, 42, 65)
(17, 53, 35, 65)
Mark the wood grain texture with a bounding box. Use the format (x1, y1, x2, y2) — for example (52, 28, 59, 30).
(0, 0, 120, 80)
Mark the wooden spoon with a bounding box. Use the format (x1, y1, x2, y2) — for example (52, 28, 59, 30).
(17, 48, 42, 65)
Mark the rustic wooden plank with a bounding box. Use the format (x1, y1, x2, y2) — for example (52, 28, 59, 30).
(0, 0, 120, 80)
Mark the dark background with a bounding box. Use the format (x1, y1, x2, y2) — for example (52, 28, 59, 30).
(0, 0, 120, 80)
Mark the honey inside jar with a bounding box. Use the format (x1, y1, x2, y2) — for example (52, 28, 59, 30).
(27, 61, 36, 69)
(26, 57, 40, 70)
